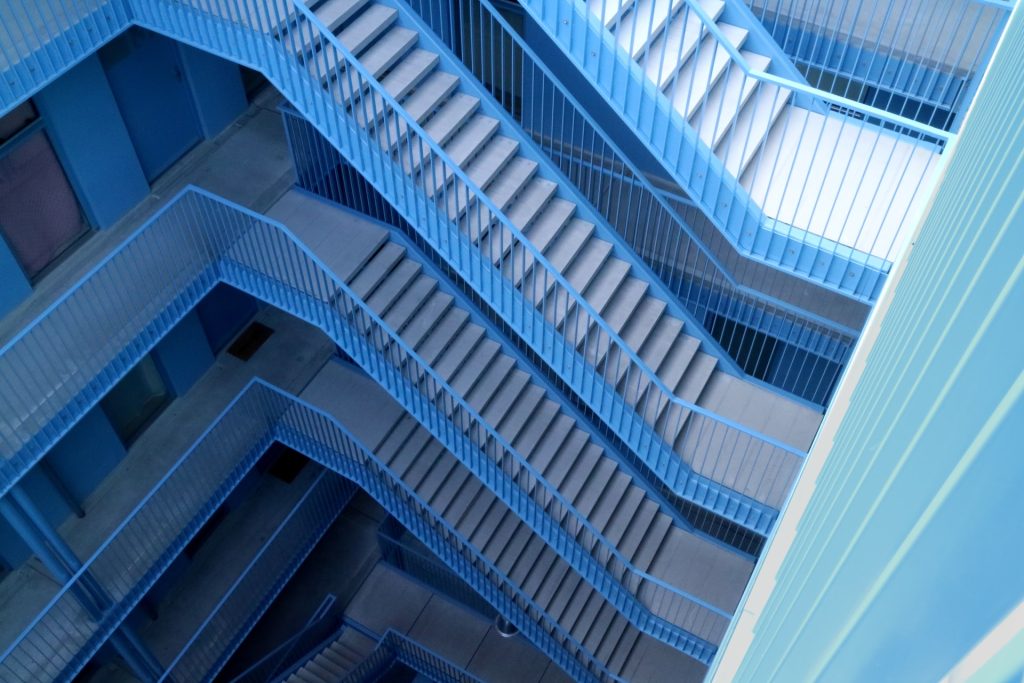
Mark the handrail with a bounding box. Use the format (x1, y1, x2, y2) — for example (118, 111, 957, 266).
(268, 377, 625, 680)
(0, 378, 283, 680)
(0, 372, 622, 681)
(0, 186, 728, 669)
(229, 595, 339, 683)
(341, 628, 485, 682)
(274, 0, 796, 451)
(97, 0, 805, 528)
(399, 0, 857, 398)
(159, 471, 353, 682)
(582, 0, 953, 140)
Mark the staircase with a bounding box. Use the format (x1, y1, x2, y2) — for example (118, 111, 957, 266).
(281, 0, 821, 524)
(283, 624, 379, 682)
(281, 622, 484, 682)
(273, 191, 746, 659)
(518, 0, 947, 298)
(303, 359, 733, 678)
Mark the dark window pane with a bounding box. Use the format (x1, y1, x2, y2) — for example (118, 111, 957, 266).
(0, 130, 87, 278)
(101, 356, 171, 445)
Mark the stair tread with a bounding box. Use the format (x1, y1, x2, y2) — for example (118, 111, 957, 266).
(692, 49, 769, 149)
(511, 398, 563, 454)
(608, 625, 643, 674)
(347, 242, 405, 296)
(570, 591, 606, 640)
(600, 276, 649, 334)
(539, 429, 592, 488)
(496, 385, 547, 444)
(359, 26, 417, 77)
(429, 459, 473, 511)
(563, 446, 614, 504)
(459, 351, 515, 409)
(504, 178, 559, 232)
(480, 510, 521, 556)
(459, 157, 538, 237)
(523, 412, 576, 472)
(511, 537, 552, 584)
(423, 93, 481, 148)
(365, 259, 421, 314)
(337, 4, 397, 55)
(446, 477, 488, 523)
(417, 453, 460, 502)
(445, 136, 521, 218)
(632, 511, 673, 571)
(580, 470, 630, 521)
(601, 483, 646, 542)
(402, 71, 460, 122)
(583, 602, 620, 651)
(414, 307, 469, 363)
(719, 83, 790, 177)
(456, 491, 500, 538)
(535, 561, 576, 613)
(594, 611, 632, 663)
(495, 522, 535, 573)
(401, 291, 454, 348)
(313, 0, 370, 32)
(617, 0, 681, 60)
(617, 499, 660, 560)
(435, 324, 490, 385)
(382, 273, 436, 331)
(668, 23, 748, 118)
(521, 547, 562, 597)
(480, 368, 532, 424)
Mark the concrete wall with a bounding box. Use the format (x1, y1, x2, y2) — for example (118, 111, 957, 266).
(713, 5, 1024, 681)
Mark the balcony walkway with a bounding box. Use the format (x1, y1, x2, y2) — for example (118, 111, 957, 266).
(0, 306, 337, 663)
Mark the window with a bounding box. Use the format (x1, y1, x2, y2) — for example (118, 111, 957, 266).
(101, 356, 172, 446)
(0, 102, 88, 280)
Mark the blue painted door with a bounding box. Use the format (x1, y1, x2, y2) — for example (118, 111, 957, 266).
(99, 30, 203, 182)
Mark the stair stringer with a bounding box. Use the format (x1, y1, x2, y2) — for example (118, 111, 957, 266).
(128, 0, 785, 534)
(377, 0, 745, 376)
(515, 0, 891, 300)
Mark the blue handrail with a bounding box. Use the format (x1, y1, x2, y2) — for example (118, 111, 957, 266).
(0, 187, 728, 670)
(341, 627, 486, 682)
(517, 0, 967, 298)
(33, 0, 810, 528)
(394, 0, 858, 408)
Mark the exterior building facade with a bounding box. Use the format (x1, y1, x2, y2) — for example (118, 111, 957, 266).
(0, 0, 1018, 681)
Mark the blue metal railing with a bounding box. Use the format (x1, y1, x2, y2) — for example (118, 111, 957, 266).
(119, 0, 802, 529)
(159, 471, 356, 682)
(0, 187, 727, 669)
(744, 0, 1010, 132)
(229, 595, 341, 683)
(328, 0, 857, 408)
(342, 628, 485, 683)
(0, 384, 287, 681)
(378, 516, 496, 620)
(0, 374, 620, 681)
(0, 0, 131, 115)
(516, 0, 973, 300)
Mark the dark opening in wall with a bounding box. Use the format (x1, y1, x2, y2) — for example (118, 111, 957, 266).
(265, 442, 309, 484)
(227, 321, 275, 361)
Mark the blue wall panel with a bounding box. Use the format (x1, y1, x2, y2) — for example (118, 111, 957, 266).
(46, 407, 128, 509)
(722, 8, 1024, 682)
(197, 285, 260, 355)
(33, 55, 150, 229)
(177, 44, 248, 138)
(0, 238, 32, 319)
(153, 310, 215, 397)
(99, 29, 203, 182)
